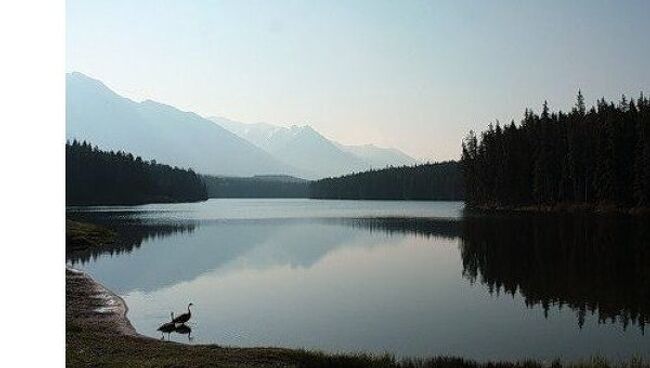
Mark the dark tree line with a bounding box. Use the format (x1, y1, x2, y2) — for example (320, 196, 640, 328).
(309, 162, 464, 200)
(203, 175, 309, 198)
(462, 92, 650, 209)
(67, 140, 207, 205)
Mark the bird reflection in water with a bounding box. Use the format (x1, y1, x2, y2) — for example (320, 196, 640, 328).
(174, 324, 193, 342)
(159, 323, 193, 342)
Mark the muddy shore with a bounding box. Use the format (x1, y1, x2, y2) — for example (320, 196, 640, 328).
(66, 268, 138, 336)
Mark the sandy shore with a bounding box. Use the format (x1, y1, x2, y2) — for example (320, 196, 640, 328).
(66, 267, 139, 337)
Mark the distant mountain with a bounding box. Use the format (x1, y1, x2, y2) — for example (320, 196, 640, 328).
(249, 175, 309, 183)
(66, 72, 295, 177)
(209, 117, 418, 178)
(66, 72, 417, 179)
(334, 143, 419, 168)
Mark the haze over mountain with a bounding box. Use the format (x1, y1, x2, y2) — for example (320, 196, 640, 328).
(66, 72, 417, 179)
(210, 117, 418, 178)
(66, 72, 296, 177)
(334, 143, 419, 169)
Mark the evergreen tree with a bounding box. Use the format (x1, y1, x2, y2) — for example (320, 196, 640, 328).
(309, 162, 463, 201)
(66, 141, 207, 205)
(461, 92, 648, 209)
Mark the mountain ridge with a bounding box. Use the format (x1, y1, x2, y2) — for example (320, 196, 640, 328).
(208, 116, 418, 178)
(66, 72, 418, 179)
(66, 72, 298, 177)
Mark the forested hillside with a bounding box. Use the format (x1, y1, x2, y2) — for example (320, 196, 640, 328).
(67, 140, 207, 205)
(203, 175, 309, 198)
(309, 162, 463, 200)
(461, 92, 650, 209)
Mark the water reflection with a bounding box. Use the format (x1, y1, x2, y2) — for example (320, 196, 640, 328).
(173, 324, 193, 342)
(67, 212, 464, 294)
(460, 214, 650, 332)
(333, 217, 461, 239)
(67, 204, 650, 357)
(67, 212, 196, 266)
(68, 210, 650, 332)
(157, 323, 193, 342)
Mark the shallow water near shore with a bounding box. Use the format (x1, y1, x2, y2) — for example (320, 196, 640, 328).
(67, 199, 649, 361)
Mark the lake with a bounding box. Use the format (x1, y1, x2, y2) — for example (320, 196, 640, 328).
(66, 199, 649, 361)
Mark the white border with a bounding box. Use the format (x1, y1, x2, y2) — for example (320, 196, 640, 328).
(0, 1, 65, 366)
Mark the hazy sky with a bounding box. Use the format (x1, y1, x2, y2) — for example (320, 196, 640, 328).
(67, 0, 650, 161)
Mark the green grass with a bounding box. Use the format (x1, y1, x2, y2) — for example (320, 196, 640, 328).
(66, 219, 116, 253)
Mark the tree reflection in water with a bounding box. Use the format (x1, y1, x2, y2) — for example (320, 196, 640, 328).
(459, 214, 649, 332)
(67, 208, 649, 333)
(66, 211, 196, 266)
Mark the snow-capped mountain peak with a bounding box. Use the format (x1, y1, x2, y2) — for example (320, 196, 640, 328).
(207, 117, 418, 178)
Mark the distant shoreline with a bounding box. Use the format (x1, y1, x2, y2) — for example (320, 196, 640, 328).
(466, 203, 650, 215)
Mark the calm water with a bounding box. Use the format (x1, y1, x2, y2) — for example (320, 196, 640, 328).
(67, 199, 649, 361)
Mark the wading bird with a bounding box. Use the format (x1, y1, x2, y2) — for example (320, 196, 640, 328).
(157, 312, 176, 338)
(172, 303, 193, 325)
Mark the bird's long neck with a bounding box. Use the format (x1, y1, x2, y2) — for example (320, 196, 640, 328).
(187, 305, 192, 313)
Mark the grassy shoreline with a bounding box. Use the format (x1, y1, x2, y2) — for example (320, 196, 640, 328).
(66, 219, 116, 254)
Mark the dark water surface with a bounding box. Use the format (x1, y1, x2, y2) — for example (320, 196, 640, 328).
(67, 199, 649, 361)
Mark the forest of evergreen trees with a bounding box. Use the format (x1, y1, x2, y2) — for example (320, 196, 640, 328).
(461, 92, 650, 209)
(202, 175, 309, 198)
(66, 140, 207, 205)
(308, 162, 463, 200)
